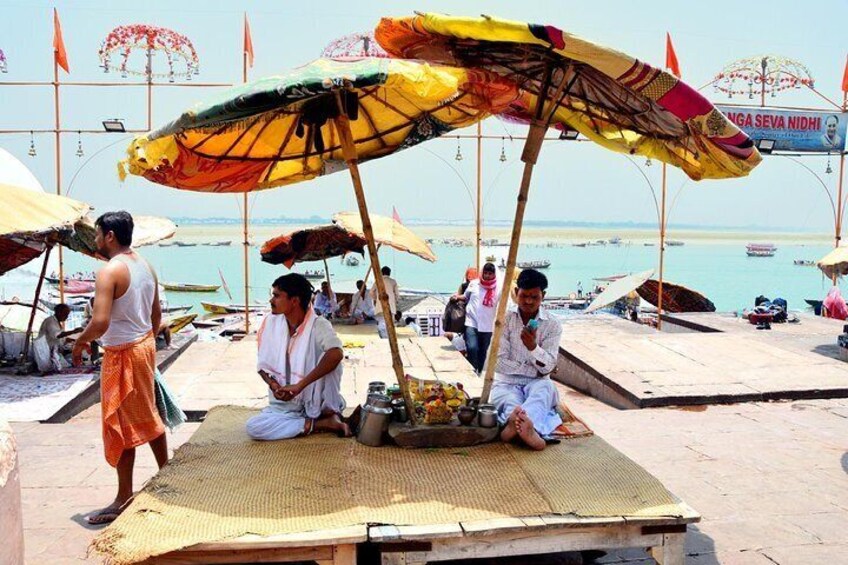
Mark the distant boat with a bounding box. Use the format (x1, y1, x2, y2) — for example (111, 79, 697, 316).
(643, 243, 655, 247)
(166, 313, 198, 333)
(344, 255, 360, 266)
(572, 242, 588, 248)
(303, 270, 326, 280)
(666, 240, 684, 246)
(201, 302, 267, 314)
(55, 280, 95, 294)
(746, 243, 776, 257)
(162, 282, 221, 292)
(172, 241, 197, 247)
(608, 236, 622, 245)
(498, 258, 551, 269)
(202, 241, 232, 247)
(485, 254, 497, 262)
(794, 259, 815, 266)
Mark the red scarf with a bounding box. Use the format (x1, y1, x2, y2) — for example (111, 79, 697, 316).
(480, 275, 497, 307)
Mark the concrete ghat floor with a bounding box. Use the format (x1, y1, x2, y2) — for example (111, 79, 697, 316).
(10, 337, 848, 564)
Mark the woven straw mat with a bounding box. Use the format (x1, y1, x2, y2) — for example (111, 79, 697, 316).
(92, 405, 684, 564)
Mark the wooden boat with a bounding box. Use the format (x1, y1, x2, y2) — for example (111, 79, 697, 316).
(201, 302, 267, 314)
(166, 313, 198, 333)
(162, 304, 192, 315)
(746, 243, 776, 257)
(636, 279, 716, 313)
(793, 259, 815, 266)
(172, 241, 198, 247)
(303, 270, 326, 280)
(53, 280, 95, 294)
(516, 260, 551, 269)
(162, 282, 221, 292)
(666, 240, 684, 246)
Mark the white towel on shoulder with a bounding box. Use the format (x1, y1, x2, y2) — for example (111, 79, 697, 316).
(257, 308, 318, 387)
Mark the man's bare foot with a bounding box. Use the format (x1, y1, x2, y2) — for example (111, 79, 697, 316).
(314, 413, 352, 437)
(515, 414, 546, 451)
(500, 406, 521, 442)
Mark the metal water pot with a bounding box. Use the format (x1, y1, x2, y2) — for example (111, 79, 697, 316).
(366, 393, 391, 408)
(357, 404, 393, 447)
(477, 404, 498, 428)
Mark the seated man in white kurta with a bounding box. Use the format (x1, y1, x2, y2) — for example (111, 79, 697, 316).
(491, 269, 563, 451)
(246, 274, 350, 440)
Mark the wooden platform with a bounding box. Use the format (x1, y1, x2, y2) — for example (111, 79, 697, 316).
(141, 509, 699, 565)
(557, 313, 848, 408)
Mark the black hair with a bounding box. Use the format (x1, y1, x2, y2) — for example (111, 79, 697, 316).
(381, 266, 391, 275)
(54, 303, 70, 314)
(355, 279, 364, 289)
(516, 269, 548, 292)
(95, 211, 134, 246)
(482, 262, 496, 272)
(404, 316, 415, 325)
(272, 274, 314, 310)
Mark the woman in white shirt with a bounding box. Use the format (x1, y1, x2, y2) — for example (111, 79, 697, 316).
(456, 262, 500, 373)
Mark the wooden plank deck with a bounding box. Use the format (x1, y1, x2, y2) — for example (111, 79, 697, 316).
(558, 313, 848, 408)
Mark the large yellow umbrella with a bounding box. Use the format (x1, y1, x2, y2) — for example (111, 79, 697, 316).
(121, 57, 519, 425)
(333, 211, 436, 262)
(375, 13, 762, 401)
(0, 182, 90, 276)
(817, 247, 848, 279)
(62, 214, 176, 259)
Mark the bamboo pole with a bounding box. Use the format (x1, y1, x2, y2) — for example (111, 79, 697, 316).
(479, 68, 557, 403)
(22, 246, 53, 363)
(54, 56, 64, 304)
(333, 104, 417, 426)
(242, 44, 251, 335)
(476, 121, 482, 270)
(146, 46, 153, 131)
(656, 163, 668, 330)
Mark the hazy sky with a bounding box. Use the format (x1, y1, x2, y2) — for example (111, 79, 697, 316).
(1, 0, 846, 232)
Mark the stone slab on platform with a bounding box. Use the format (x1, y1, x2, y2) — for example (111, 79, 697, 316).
(388, 421, 499, 448)
(558, 314, 848, 408)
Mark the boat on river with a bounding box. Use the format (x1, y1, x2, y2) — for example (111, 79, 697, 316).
(746, 243, 776, 257)
(162, 282, 221, 292)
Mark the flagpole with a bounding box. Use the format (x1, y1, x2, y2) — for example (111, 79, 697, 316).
(54, 41, 64, 304)
(242, 13, 251, 335)
(657, 163, 668, 330)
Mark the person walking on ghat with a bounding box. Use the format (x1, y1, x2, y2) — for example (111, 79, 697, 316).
(72, 211, 167, 525)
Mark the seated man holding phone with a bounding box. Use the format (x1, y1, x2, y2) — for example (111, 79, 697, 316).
(491, 269, 563, 451)
(246, 274, 350, 440)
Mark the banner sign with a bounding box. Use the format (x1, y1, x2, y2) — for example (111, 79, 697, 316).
(716, 105, 847, 153)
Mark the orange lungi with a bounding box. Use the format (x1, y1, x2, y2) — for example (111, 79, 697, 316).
(100, 332, 164, 467)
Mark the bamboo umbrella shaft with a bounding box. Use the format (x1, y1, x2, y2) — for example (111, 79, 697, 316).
(480, 66, 558, 403)
(333, 110, 417, 426)
(361, 243, 381, 287)
(479, 122, 547, 402)
(657, 163, 668, 330)
(22, 246, 53, 363)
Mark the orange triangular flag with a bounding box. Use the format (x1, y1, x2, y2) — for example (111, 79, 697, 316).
(53, 8, 70, 73)
(842, 54, 848, 93)
(665, 32, 680, 78)
(244, 14, 254, 69)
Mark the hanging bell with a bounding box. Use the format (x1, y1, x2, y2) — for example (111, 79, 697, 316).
(645, 157, 652, 167)
(454, 138, 463, 161)
(826, 155, 833, 175)
(28, 132, 36, 157)
(76, 132, 84, 158)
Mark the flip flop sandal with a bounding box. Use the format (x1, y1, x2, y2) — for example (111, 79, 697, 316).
(86, 506, 123, 525)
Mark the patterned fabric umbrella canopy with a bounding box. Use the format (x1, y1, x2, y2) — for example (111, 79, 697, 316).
(375, 13, 761, 180)
(260, 224, 365, 268)
(816, 246, 848, 279)
(62, 214, 176, 259)
(0, 183, 90, 275)
(121, 57, 519, 192)
(637, 279, 716, 313)
(261, 213, 436, 267)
